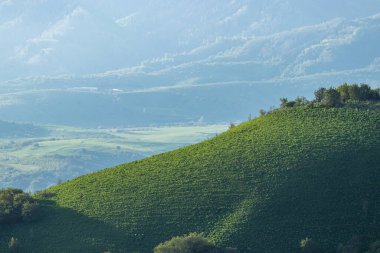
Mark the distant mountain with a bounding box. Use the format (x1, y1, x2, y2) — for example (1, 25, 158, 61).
(1, 1, 380, 127)
(2, 104, 379, 252)
(1, 0, 380, 80)
(0, 120, 48, 138)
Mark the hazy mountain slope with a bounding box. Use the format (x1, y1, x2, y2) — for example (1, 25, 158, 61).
(1, 106, 379, 252)
(1, 1, 380, 128)
(0, 120, 48, 138)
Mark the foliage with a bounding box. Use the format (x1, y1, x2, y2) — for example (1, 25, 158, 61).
(280, 96, 308, 108)
(314, 88, 326, 102)
(337, 84, 351, 102)
(0, 105, 379, 252)
(0, 188, 40, 224)
(322, 87, 342, 107)
(8, 237, 19, 253)
(281, 83, 379, 110)
(366, 240, 380, 253)
(259, 109, 267, 116)
(300, 238, 320, 253)
(154, 233, 237, 253)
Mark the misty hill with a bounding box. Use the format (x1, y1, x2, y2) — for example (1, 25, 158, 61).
(0, 120, 48, 138)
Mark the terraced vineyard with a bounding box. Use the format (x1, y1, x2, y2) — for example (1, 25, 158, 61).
(1, 106, 379, 252)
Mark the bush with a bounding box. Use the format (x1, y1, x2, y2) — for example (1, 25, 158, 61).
(259, 109, 267, 116)
(337, 83, 350, 102)
(280, 98, 289, 108)
(8, 237, 19, 253)
(322, 88, 342, 107)
(21, 201, 40, 222)
(153, 233, 237, 253)
(300, 237, 320, 253)
(294, 96, 308, 106)
(347, 84, 361, 101)
(0, 188, 40, 224)
(314, 88, 326, 102)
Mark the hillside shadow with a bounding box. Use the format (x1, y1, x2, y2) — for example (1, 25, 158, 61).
(226, 148, 380, 253)
(0, 199, 133, 253)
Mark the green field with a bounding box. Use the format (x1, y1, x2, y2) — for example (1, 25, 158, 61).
(0, 124, 227, 191)
(1, 105, 379, 252)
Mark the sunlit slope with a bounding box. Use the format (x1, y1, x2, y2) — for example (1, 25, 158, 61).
(2, 107, 379, 252)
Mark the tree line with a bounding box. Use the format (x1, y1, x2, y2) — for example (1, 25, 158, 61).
(280, 83, 380, 109)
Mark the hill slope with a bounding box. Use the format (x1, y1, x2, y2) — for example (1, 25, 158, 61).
(1, 106, 380, 252)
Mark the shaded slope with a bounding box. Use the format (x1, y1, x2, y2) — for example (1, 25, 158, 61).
(1, 107, 379, 252)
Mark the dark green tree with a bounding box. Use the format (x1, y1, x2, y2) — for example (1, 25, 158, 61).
(280, 98, 288, 108)
(0, 188, 40, 224)
(337, 83, 350, 102)
(294, 96, 308, 106)
(314, 88, 326, 102)
(358, 84, 372, 100)
(347, 84, 361, 101)
(322, 88, 342, 107)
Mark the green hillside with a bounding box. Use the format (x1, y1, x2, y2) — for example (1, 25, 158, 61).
(1, 106, 379, 252)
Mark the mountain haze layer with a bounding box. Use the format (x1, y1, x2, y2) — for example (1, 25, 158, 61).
(1, 1, 380, 127)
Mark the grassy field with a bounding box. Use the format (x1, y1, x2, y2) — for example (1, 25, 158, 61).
(0, 124, 227, 191)
(1, 106, 379, 252)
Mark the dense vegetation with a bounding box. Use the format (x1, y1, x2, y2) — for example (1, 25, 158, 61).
(0, 86, 379, 252)
(0, 188, 40, 224)
(279, 83, 380, 109)
(154, 233, 236, 253)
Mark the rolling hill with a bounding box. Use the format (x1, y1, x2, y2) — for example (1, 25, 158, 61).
(1, 105, 379, 252)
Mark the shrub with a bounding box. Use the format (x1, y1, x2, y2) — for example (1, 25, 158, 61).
(280, 98, 289, 108)
(8, 237, 19, 253)
(259, 109, 267, 116)
(153, 233, 237, 253)
(300, 237, 320, 253)
(322, 88, 342, 107)
(337, 83, 350, 102)
(314, 88, 326, 102)
(347, 84, 361, 101)
(358, 84, 372, 100)
(0, 188, 40, 224)
(294, 96, 308, 106)
(21, 201, 40, 222)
